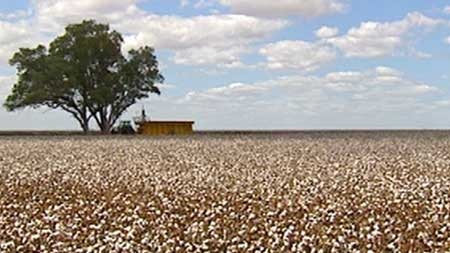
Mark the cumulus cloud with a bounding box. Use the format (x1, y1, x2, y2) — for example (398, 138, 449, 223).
(0, 9, 32, 20)
(180, 0, 190, 7)
(120, 14, 287, 67)
(194, 0, 216, 9)
(315, 26, 339, 38)
(0, 0, 288, 68)
(166, 66, 440, 128)
(327, 12, 445, 58)
(0, 0, 145, 66)
(182, 66, 437, 112)
(0, 75, 15, 102)
(375, 66, 403, 76)
(445, 36, 450, 45)
(172, 46, 247, 68)
(120, 15, 286, 50)
(0, 20, 45, 66)
(184, 82, 269, 103)
(32, 0, 289, 68)
(259, 40, 336, 71)
(444, 6, 450, 15)
(0, 21, 30, 46)
(218, 0, 346, 18)
(156, 83, 176, 90)
(409, 49, 432, 59)
(31, 0, 143, 32)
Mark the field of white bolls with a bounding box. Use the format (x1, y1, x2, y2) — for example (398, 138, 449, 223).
(1, 132, 450, 252)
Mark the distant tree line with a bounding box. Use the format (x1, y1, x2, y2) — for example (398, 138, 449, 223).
(3, 20, 163, 133)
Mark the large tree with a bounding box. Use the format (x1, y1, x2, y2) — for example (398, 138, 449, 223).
(4, 20, 163, 133)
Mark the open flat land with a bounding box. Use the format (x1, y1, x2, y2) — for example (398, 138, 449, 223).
(1, 131, 450, 252)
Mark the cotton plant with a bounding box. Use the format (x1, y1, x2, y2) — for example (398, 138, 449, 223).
(0, 133, 450, 252)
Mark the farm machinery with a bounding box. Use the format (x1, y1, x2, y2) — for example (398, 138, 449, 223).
(111, 121, 136, 135)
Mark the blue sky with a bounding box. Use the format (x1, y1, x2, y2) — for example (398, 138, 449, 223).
(1, 0, 450, 130)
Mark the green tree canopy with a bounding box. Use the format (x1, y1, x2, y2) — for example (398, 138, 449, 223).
(4, 20, 163, 133)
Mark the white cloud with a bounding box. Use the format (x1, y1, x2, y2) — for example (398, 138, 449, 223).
(120, 15, 287, 67)
(0, 0, 145, 66)
(444, 6, 450, 15)
(172, 46, 247, 68)
(327, 12, 445, 58)
(32, 0, 143, 32)
(120, 15, 287, 50)
(410, 84, 436, 95)
(33, 66, 442, 129)
(35, 0, 288, 67)
(0, 75, 15, 102)
(182, 66, 437, 112)
(375, 66, 403, 76)
(0, 0, 288, 68)
(0, 20, 45, 66)
(180, 0, 190, 7)
(315, 26, 339, 38)
(194, 0, 216, 9)
(445, 36, 450, 45)
(0, 21, 30, 46)
(168, 67, 440, 128)
(218, 0, 346, 18)
(409, 50, 432, 59)
(184, 82, 268, 103)
(325, 70, 363, 80)
(259, 40, 336, 71)
(156, 83, 176, 90)
(0, 9, 32, 20)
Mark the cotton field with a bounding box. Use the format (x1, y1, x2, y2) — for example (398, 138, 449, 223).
(1, 132, 450, 252)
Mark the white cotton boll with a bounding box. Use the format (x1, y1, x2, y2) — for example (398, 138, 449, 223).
(2, 133, 450, 251)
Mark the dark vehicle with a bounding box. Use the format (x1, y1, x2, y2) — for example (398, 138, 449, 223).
(112, 121, 136, 135)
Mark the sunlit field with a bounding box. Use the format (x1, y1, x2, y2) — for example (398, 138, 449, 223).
(1, 132, 450, 252)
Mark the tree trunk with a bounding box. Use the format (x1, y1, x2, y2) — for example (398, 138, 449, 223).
(81, 120, 90, 134)
(100, 122, 112, 134)
(100, 110, 113, 134)
(62, 106, 91, 135)
(90, 105, 129, 135)
(73, 115, 90, 134)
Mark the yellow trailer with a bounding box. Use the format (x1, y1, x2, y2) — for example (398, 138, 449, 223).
(136, 121, 194, 136)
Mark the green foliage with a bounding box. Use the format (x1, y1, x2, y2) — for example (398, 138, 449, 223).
(4, 20, 163, 133)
